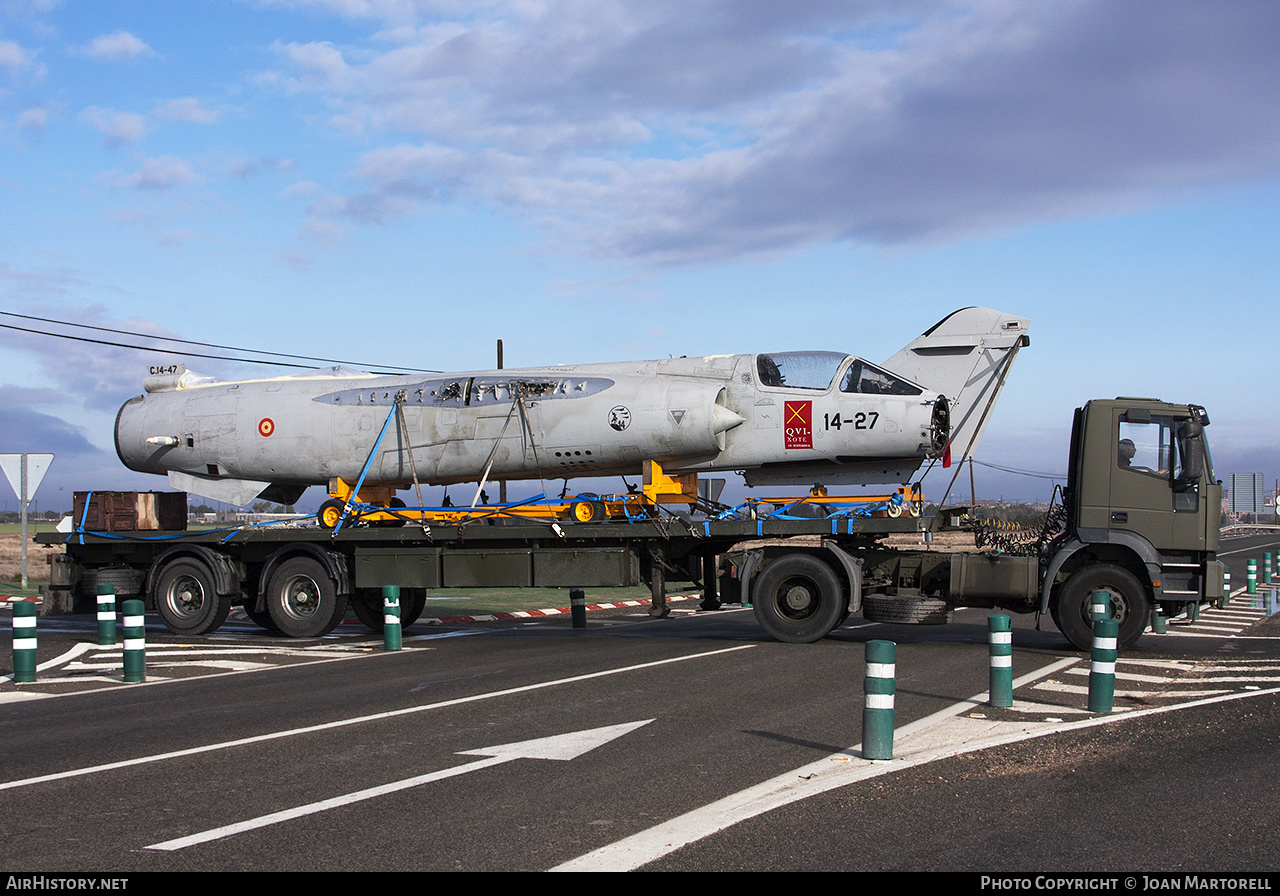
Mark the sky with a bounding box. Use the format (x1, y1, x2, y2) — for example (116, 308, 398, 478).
(1, 0, 1278, 514)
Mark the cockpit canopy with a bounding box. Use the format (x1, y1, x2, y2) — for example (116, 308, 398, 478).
(755, 352, 923, 396)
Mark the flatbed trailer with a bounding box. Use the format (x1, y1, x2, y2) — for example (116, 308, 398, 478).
(37, 397, 1226, 651)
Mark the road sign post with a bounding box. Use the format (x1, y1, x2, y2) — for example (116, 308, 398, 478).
(0, 453, 54, 589)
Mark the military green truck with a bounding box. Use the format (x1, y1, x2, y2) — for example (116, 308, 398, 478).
(749, 396, 1221, 651)
(38, 398, 1220, 651)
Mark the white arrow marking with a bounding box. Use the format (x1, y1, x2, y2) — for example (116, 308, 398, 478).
(146, 719, 653, 851)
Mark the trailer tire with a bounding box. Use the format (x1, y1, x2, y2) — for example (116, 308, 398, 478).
(751, 554, 846, 643)
(154, 560, 231, 636)
(571, 500, 604, 523)
(862, 595, 953, 625)
(1052, 563, 1149, 652)
(317, 499, 347, 529)
(266, 557, 348, 638)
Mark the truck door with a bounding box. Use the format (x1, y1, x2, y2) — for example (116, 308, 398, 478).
(1111, 408, 1207, 551)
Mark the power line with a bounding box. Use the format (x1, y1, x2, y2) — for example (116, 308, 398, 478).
(0, 311, 438, 374)
(971, 459, 1065, 481)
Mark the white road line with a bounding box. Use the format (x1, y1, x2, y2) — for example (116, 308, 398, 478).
(552, 676, 1280, 872)
(0, 644, 753, 792)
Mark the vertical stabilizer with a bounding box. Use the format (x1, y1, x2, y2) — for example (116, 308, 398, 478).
(882, 307, 1030, 462)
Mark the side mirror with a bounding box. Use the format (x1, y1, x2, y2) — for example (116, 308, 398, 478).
(1180, 435, 1204, 482)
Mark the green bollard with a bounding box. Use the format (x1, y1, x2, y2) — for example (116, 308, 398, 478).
(1150, 607, 1166, 634)
(1266, 553, 1273, 585)
(382, 586, 401, 651)
(1247, 558, 1257, 595)
(97, 583, 116, 646)
(862, 640, 895, 760)
(570, 589, 586, 628)
(1088, 617, 1118, 713)
(987, 615, 1013, 707)
(11, 599, 37, 683)
(1090, 588, 1112, 622)
(122, 599, 145, 683)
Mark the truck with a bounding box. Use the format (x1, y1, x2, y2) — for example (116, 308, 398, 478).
(36, 397, 1223, 651)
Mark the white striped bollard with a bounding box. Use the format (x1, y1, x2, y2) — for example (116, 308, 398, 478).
(122, 599, 145, 683)
(1088, 616, 1117, 713)
(12, 599, 37, 683)
(97, 582, 116, 645)
(383, 585, 401, 651)
(1247, 558, 1257, 595)
(863, 640, 895, 760)
(570, 589, 586, 628)
(987, 614, 1012, 707)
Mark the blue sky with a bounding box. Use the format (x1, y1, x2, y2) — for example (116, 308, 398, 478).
(1, 0, 1278, 512)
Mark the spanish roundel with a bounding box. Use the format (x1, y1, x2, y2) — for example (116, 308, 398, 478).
(258, 418, 275, 438)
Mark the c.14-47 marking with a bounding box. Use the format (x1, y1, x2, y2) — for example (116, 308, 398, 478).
(824, 411, 878, 430)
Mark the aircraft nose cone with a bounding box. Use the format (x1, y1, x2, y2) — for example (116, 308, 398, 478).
(712, 404, 746, 434)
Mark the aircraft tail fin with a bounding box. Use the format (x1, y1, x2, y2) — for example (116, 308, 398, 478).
(883, 307, 1030, 462)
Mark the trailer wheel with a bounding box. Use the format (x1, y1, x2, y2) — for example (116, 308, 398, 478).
(571, 500, 604, 523)
(266, 557, 348, 638)
(154, 560, 231, 636)
(316, 499, 346, 529)
(1052, 564, 1149, 652)
(751, 554, 846, 643)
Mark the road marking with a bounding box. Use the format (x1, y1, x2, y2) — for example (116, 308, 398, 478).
(147, 720, 654, 851)
(551, 665, 1280, 873)
(0, 644, 752, 792)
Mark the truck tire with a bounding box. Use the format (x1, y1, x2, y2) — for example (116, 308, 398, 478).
(266, 556, 348, 638)
(862, 595, 953, 625)
(153, 559, 231, 636)
(352, 588, 426, 631)
(1052, 563, 1149, 652)
(751, 554, 846, 643)
(80, 567, 144, 599)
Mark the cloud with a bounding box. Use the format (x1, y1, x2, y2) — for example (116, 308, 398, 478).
(153, 97, 218, 125)
(78, 30, 156, 62)
(115, 155, 201, 191)
(269, 0, 1280, 266)
(81, 105, 147, 146)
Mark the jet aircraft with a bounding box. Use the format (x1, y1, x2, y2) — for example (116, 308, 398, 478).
(114, 307, 1029, 507)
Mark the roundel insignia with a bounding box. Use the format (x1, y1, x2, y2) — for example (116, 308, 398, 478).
(258, 418, 275, 437)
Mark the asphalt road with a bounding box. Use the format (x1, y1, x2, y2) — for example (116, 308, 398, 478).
(2, 533, 1279, 874)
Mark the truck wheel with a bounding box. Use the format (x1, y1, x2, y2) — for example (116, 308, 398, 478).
(1052, 564, 1149, 652)
(154, 560, 231, 636)
(751, 554, 846, 643)
(861, 595, 953, 625)
(266, 557, 348, 638)
(353, 588, 427, 631)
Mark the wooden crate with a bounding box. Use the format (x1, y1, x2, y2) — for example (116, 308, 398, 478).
(72, 491, 187, 531)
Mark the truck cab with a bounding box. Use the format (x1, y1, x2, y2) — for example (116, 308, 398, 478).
(1046, 398, 1223, 649)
